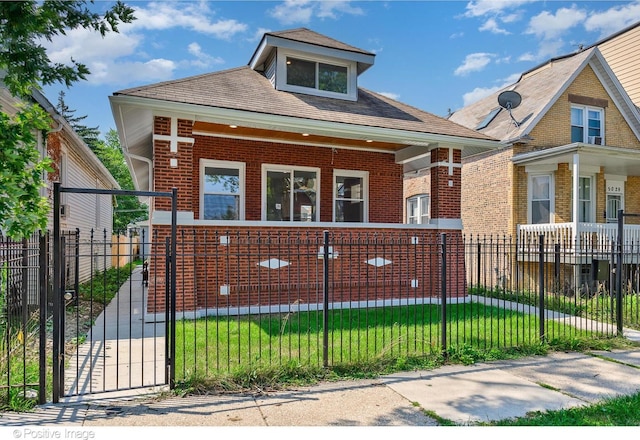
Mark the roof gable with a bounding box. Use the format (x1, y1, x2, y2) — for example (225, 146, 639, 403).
(249, 27, 375, 76)
(449, 47, 640, 144)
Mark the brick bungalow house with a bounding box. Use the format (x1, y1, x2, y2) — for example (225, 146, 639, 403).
(109, 28, 499, 320)
(448, 46, 640, 293)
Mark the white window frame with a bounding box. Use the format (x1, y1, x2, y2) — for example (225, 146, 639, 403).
(576, 175, 595, 223)
(276, 48, 357, 101)
(333, 169, 368, 222)
(200, 159, 245, 221)
(406, 194, 429, 224)
(262, 164, 321, 222)
(571, 105, 604, 144)
(528, 173, 554, 224)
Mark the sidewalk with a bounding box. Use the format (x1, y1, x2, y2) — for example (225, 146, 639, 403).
(1, 348, 639, 426)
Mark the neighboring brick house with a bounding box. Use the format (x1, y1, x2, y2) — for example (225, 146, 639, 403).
(109, 28, 499, 319)
(448, 46, 640, 292)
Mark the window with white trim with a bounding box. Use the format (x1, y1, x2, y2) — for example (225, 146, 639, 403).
(529, 174, 553, 224)
(406, 194, 429, 224)
(334, 170, 368, 222)
(571, 105, 604, 144)
(277, 49, 357, 100)
(264, 165, 319, 222)
(578, 176, 593, 222)
(201, 160, 245, 220)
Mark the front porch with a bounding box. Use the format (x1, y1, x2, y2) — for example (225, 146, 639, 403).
(517, 221, 640, 255)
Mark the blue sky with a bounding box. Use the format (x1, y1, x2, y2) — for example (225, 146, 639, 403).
(42, 0, 640, 140)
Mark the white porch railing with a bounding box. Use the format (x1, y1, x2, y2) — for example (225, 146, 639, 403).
(517, 222, 640, 253)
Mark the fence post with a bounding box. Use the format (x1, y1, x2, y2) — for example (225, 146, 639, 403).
(322, 230, 330, 368)
(52, 182, 62, 403)
(616, 209, 624, 336)
(440, 233, 447, 357)
(476, 240, 481, 290)
(538, 234, 545, 342)
(38, 232, 48, 404)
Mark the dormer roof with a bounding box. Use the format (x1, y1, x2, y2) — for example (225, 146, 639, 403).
(249, 27, 375, 75)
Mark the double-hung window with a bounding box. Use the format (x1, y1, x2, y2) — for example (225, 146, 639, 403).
(201, 160, 244, 220)
(571, 105, 604, 144)
(578, 176, 593, 222)
(529, 174, 552, 224)
(406, 194, 429, 224)
(264, 165, 319, 222)
(334, 170, 368, 222)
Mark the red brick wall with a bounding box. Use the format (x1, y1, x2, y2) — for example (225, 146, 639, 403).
(430, 148, 461, 219)
(191, 135, 403, 223)
(147, 225, 465, 314)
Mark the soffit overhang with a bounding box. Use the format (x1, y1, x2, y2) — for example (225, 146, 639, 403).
(110, 95, 501, 191)
(512, 142, 640, 176)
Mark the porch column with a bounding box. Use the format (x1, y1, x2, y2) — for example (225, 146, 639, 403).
(429, 146, 462, 229)
(572, 153, 580, 251)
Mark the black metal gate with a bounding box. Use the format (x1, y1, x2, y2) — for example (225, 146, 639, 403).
(51, 183, 177, 402)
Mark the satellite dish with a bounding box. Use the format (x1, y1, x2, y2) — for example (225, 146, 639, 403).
(497, 90, 522, 110)
(497, 90, 523, 127)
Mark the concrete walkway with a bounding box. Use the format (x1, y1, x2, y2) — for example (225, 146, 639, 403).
(62, 267, 167, 401)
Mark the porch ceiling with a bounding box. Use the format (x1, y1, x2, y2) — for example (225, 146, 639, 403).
(512, 143, 640, 176)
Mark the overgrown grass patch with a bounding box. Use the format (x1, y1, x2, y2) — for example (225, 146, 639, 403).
(173, 302, 622, 393)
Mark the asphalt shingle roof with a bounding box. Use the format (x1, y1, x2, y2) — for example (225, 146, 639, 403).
(448, 48, 594, 142)
(114, 66, 494, 142)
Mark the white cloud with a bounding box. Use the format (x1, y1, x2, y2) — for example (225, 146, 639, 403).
(479, 18, 510, 35)
(461, 73, 521, 106)
(268, 0, 363, 25)
(88, 59, 177, 86)
(517, 38, 566, 63)
(464, 0, 537, 18)
(130, 1, 247, 39)
(377, 91, 400, 101)
(316, 0, 364, 19)
(269, 0, 315, 25)
(584, 0, 640, 39)
(41, 1, 248, 86)
(45, 28, 141, 64)
(187, 43, 225, 69)
(525, 6, 587, 41)
(454, 53, 495, 76)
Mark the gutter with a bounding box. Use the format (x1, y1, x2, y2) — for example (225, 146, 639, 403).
(110, 94, 501, 152)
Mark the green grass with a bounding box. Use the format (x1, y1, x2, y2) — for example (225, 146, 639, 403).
(77, 260, 141, 305)
(470, 286, 640, 330)
(0, 260, 141, 412)
(173, 302, 623, 392)
(480, 391, 640, 426)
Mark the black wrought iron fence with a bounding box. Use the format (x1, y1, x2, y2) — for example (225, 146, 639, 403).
(1, 228, 636, 407)
(171, 229, 630, 384)
(0, 232, 50, 407)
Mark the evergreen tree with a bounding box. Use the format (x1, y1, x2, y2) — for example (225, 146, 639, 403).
(56, 90, 100, 150)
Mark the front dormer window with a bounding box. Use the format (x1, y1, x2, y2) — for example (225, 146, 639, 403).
(276, 49, 357, 101)
(287, 57, 348, 94)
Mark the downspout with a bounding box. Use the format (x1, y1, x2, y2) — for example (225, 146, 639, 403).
(122, 150, 154, 224)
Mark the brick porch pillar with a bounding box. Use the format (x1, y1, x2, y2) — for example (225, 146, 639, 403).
(430, 146, 465, 297)
(149, 116, 196, 316)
